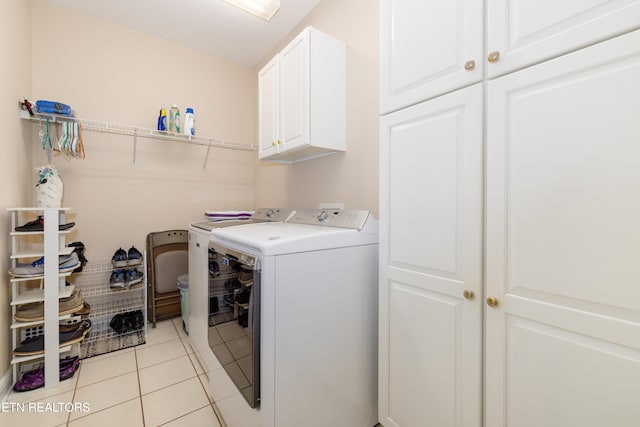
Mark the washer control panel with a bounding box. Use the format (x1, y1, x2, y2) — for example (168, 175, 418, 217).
(289, 209, 371, 230)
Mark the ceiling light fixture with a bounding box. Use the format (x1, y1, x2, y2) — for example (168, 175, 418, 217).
(222, 0, 281, 22)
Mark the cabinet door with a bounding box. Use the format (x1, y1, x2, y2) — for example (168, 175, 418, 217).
(279, 30, 310, 152)
(379, 84, 483, 427)
(258, 56, 279, 159)
(486, 30, 640, 427)
(487, 0, 640, 78)
(379, 0, 483, 114)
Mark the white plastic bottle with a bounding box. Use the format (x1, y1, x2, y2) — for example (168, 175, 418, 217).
(169, 104, 180, 133)
(183, 107, 195, 136)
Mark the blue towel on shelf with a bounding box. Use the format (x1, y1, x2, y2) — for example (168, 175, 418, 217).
(35, 100, 72, 116)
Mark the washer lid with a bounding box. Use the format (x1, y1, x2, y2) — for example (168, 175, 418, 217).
(209, 214, 378, 256)
(190, 220, 249, 232)
(190, 208, 296, 232)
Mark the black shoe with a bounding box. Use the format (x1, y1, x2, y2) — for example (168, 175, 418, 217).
(209, 260, 219, 276)
(223, 294, 234, 307)
(224, 278, 241, 291)
(238, 312, 248, 328)
(16, 216, 75, 232)
(209, 296, 219, 314)
(235, 288, 250, 305)
(110, 313, 132, 334)
(129, 310, 144, 330)
(68, 241, 88, 273)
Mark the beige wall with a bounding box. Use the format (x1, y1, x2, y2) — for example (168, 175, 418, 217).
(1, 0, 33, 388)
(253, 0, 379, 216)
(0, 0, 379, 387)
(29, 0, 256, 262)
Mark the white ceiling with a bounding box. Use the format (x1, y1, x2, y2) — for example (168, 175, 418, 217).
(50, 0, 322, 66)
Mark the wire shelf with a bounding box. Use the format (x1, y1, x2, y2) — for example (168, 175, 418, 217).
(81, 329, 145, 359)
(78, 303, 146, 359)
(78, 283, 145, 300)
(78, 259, 119, 274)
(69, 259, 147, 359)
(84, 295, 145, 319)
(21, 110, 256, 152)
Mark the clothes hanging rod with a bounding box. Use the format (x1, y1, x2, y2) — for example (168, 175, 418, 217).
(19, 110, 256, 152)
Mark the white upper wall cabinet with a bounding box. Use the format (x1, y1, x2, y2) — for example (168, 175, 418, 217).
(379, 0, 483, 114)
(258, 57, 280, 160)
(258, 27, 346, 164)
(487, 0, 640, 78)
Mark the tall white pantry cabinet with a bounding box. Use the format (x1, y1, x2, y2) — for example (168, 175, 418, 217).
(378, 1, 640, 427)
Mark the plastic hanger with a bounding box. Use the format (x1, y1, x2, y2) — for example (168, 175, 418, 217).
(42, 118, 52, 163)
(77, 123, 85, 159)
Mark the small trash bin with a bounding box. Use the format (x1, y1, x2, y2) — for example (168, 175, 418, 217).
(177, 274, 189, 334)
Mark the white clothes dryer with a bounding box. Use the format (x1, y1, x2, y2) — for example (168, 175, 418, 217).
(187, 208, 295, 390)
(207, 209, 379, 427)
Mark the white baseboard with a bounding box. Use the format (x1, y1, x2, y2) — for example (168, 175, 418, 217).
(0, 368, 12, 402)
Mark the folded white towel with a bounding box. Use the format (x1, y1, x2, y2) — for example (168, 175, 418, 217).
(204, 210, 254, 221)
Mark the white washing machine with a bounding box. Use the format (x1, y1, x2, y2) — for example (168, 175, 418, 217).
(187, 209, 295, 390)
(207, 209, 379, 427)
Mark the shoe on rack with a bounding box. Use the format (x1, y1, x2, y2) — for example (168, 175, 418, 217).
(58, 252, 80, 273)
(111, 247, 127, 268)
(13, 358, 81, 392)
(12, 367, 44, 392)
(209, 296, 219, 314)
(76, 301, 91, 318)
(110, 313, 133, 334)
(234, 287, 251, 305)
(14, 290, 84, 322)
(59, 358, 80, 381)
(238, 268, 253, 285)
(209, 260, 220, 276)
(125, 268, 144, 287)
(129, 310, 144, 330)
(60, 319, 92, 346)
(68, 241, 88, 273)
(59, 318, 92, 335)
(223, 294, 234, 307)
(13, 335, 45, 356)
(59, 355, 79, 368)
(14, 215, 75, 232)
(13, 320, 90, 356)
(59, 321, 82, 334)
(21, 357, 79, 379)
(110, 269, 126, 289)
(9, 252, 79, 277)
(224, 277, 241, 291)
(127, 246, 143, 266)
(238, 311, 249, 328)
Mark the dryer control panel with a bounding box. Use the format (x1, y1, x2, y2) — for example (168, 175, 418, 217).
(252, 208, 296, 222)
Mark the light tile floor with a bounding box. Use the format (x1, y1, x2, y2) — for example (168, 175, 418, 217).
(1, 318, 223, 427)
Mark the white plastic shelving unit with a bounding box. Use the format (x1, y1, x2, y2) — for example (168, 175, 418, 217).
(8, 207, 77, 389)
